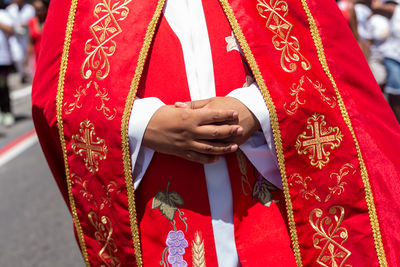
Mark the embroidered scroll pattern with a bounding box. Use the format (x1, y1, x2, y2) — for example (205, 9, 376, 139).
(192, 231, 206, 267)
(296, 114, 343, 169)
(81, 0, 132, 80)
(309, 206, 351, 267)
(236, 150, 252, 196)
(64, 81, 117, 120)
(64, 82, 90, 114)
(71, 119, 108, 173)
(256, 0, 311, 72)
(152, 182, 190, 267)
(288, 173, 321, 202)
(71, 173, 96, 204)
(289, 163, 355, 203)
(324, 164, 355, 203)
(88, 211, 121, 267)
(71, 174, 122, 211)
(284, 75, 337, 115)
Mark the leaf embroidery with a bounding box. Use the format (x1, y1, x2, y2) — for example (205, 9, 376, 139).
(252, 178, 278, 207)
(152, 182, 184, 222)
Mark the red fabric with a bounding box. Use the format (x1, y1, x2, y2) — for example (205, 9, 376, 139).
(32, 0, 400, 265)
(135, 8, 295, 265)
(28, 17, 43, 64)
(227, 0, 400, 265)
(31, 0, 71, 205)
(308, 1, 400, 264)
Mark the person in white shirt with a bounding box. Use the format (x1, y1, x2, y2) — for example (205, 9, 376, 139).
(6, 0, 34, 83)
(0, 0, 14, 126)
(372, 0, 400, 122)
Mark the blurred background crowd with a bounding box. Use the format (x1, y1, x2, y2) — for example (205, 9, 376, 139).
(0, 0, 48, 127)
(337, 0, 400, 122)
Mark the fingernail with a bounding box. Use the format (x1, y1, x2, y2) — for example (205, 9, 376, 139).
(175, 102, 187, 108)
(232, 112, 239, 119)
(231, 144, 238, 151)
(236, 127, 243, 135)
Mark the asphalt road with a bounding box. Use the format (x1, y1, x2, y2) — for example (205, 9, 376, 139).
(0, 74, 83, 266)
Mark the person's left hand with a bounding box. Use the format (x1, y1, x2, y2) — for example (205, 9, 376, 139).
(175, 97, 261, 145)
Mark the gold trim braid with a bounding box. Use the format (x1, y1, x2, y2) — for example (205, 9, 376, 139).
(299, 0, 387, 266)
(218, 0, 303, 265)
(55, 0, 90, 265)
(121, 0, 167, 265)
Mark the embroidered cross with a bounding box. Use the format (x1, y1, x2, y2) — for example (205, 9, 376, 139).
(72, 119, 108, 173)
(296, 114, 343, 169)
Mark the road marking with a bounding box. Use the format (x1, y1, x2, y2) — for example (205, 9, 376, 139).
(10, 86, 32, 100)
(0, 129, 38, 168)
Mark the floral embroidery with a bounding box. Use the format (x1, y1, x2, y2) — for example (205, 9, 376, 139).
(289, 163, 356, 203)
(63, 81, 117, 120)
(288, 173, 321, 202)
(325, 163, 355, 203)
(153, 182, 190, 266)
(162, 230, 189, 267)
(284, 75, 337, 116)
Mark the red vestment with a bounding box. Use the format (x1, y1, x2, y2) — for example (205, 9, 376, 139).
(32, 0, 400, 266)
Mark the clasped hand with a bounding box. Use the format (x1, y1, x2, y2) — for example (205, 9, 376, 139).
(142, 97, 260, 164)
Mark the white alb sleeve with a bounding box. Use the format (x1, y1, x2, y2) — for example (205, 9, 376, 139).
(227, 83, 282, 189)
(128, 97, 165, 190)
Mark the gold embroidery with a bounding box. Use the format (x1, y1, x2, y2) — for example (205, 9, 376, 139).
(217, 0, 302, 264)
(93, 81, 117, 120)
(296, 114, 343, 169)
(81, 0, 132, 80)
(120, 0, 167, 264)
(71, 173, 96, 204)
(64, 81, 116, 120)
(235, 150, 252, 196)
(256, 0, 311, 72)
(71, 174, 122, 211)
(325, 163, 355, 203)
(64, 82, 90, 114)
(309, 206, 351, 267)
(289, 173, 321, 202)
(192, 231, 206, 267)
(88, 212, 121, 267)
(300, 2, 386, 264)
(284, 75, 337, 115)
(56, 0, 90, 264)
(71, 119, 108, 173)
(100, 181, 122, 210)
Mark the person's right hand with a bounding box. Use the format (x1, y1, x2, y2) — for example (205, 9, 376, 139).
(142, 105, 243, 164)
